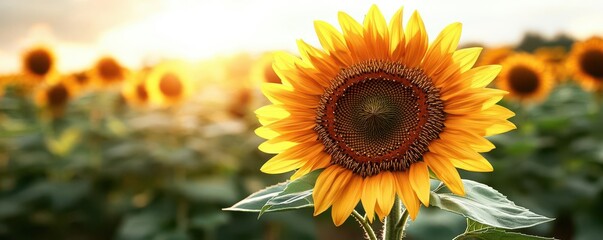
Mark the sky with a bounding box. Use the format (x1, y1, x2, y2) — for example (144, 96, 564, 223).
(1, 0, 602, 73)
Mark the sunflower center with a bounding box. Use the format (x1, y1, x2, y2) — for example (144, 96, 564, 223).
(47, 83, 69, 107)
(73, 72, 89, 84)
(136, 83, 148, 101)
(580, 50, 603, 79)
(508, 66, 540, 94)
(159, 73, 183, 97)
(98, 58, 122, 80)
(27, 49, 52, 76)
(316, 60, 445, 177)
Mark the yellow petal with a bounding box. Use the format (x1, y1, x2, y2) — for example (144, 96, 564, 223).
(403, 11, 428, 67)
(450, 155, 494, 172)
(453, 47, 482, 73)
(338, 11, 368, 60)
(313, 166, 352, 215)
(258, 140, 298, 154)
(424, 153, 465, 195)
(375, 171, 396, 219)
(395, 171, 421, 220)
(363, 4, 389, 59)
(388, 7, 405, 60)
(260, 142, 324, 174)
(360, 175, 380, 222)
(331, 175, 363, 226)
(464, 65, 502, 88)
(423, 23, 462, 76)
(315, 21, 347, 53)
(255, 126, 279, 139)
(409, 162, 430, 206)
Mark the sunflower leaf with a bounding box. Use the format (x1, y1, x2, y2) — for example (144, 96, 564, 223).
(429, 179, 554, 230)
(453, 228, 557, 240)
(224, 169, 322, 217)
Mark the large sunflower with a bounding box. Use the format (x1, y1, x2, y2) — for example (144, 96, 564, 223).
(497, 53, 554, 102)
(567, 36, 603, 91)
(256, 5, 515, 226)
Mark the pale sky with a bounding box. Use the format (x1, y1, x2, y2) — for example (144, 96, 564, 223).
(1, 0, 602, 73)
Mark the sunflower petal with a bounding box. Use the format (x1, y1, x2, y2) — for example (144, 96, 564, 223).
(361, 175, 379, 222)
(453, 47, 483, 73)
(403, 11, 428, 67)
(409, 162, 430, 206)
(388, 7, 405, 61)
(424, 153, 465, 195)
(395, 171, 421, 219)
(313, 166, 352, 215)
(331, 175, 363, 226)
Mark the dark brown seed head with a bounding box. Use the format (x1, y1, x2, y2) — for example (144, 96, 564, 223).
(47, 83, 69, 107)
(159, 73, 183, 97)
(508, 66, 540, 95)
(580, 49, 603, 80)
(315, 60, 445, 177)
(97, 58, 123, 81)
(25, 49, 52, 77)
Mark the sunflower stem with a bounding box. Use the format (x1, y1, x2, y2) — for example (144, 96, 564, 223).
(351, 210, 378, 240)
(383, 196, 401, 240)
(394, 209, 410, 239)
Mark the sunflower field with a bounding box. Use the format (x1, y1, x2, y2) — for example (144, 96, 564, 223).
(1, 2, 603, 240)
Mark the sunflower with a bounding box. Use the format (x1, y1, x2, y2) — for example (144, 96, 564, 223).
(21, 45, 57, 84)
(477, 46, 513, 66)
(497, 53, 554, 101)
(534, 46, 568, 82)
(34, 77, 77, 117)
(146, 61, 193, 107)
(91, 56, 127, 87)
(567, 36, 603, 91)
(122, 70, 150, 107)
(256, 5, 515, 226)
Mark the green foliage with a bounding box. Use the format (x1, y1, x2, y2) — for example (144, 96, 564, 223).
(224, 169, 321, 216)
(0, 86, 315, 240)
(429, 179, 553, 230)
(453, 219, 556, 240)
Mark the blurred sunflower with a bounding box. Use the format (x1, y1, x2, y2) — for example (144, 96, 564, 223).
(91, 56, 127, 87)
(34, 77, 77, 117)
(498, 53, 554, 102)
(250, 52, 281, 84)
(256, 5, 515, 226)
(146, 61, 193, 107)
(567, 36, 603, 91)
(227, 87, 252, 118)
(477, 46, 513, 66)
(21, 45, 57, 84)
(71, 71, 92, 89)
(534, 46, 568, 82)
(122, 70, 150, 107)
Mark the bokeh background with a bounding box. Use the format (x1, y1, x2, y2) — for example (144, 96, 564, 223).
(1, 0, 603, 239)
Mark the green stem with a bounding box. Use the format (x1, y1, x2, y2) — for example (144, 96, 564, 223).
(394, 209, 410, 239)
(351, 210, 377, 240)
(383, 197, 401, 240)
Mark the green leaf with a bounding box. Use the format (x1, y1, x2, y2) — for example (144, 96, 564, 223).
(222, 182, 288, 212)
(429, 179, 553, 230)
(224, 169, 322, 215)
(454, 228, 556, 240)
